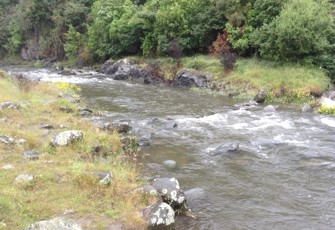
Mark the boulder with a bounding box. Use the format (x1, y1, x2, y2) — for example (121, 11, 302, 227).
(263, 105, 276, 112)
(0, 102, 20, 110)
(101, 59, 148, 80)
(14, 174, 34, 184)
(152, 178, 186, 207)
(302, 104, 312, 113)
(26, 217, 82, 230)
(254, 90, 267, 104)
(51, 130, 83, 146)
(100, 59, 115, 73)
(0, 135, 14, 145)
(23, 151, 39, 160)
(142, 202, 175, 227)
(172, 69, 213, 88)
(212, 142, 239, 156)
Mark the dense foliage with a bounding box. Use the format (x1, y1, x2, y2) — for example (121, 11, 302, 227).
(0, 0, 334, 78)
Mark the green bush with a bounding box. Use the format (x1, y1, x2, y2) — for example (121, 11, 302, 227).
(251, 0, 334, 61)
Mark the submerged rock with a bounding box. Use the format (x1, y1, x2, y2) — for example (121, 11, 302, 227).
(212, 142, 239, 156)
(51, 130, 83, 146)
(172, 69, 213, 88)
(26, 217, 82, 230)
(0, 102, 20, 110)
(143, 202, 175, 227)
(152, 177, 186, 207)
(254, 90, 267, 104)
(60, 69, 76, 76)
(163, 160, 177, 168)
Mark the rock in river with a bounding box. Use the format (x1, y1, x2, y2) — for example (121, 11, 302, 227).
(143, 202, 175, 227)
(152, 177, 186, 208)
(212, 142, 239, 156)
(254, 90, 267, 104)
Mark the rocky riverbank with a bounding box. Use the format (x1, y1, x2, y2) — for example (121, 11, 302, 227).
(0, 71, 193, 229)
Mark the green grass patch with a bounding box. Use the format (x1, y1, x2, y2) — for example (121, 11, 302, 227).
(0, 72, 148, 229)
(221, 58, 331, 103)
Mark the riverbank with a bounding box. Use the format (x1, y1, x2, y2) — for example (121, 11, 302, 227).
(1, 54, 334, 111)
(0, 72, 148, 229)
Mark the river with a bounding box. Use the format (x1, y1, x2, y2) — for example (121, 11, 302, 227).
(6, 67, 335, 229)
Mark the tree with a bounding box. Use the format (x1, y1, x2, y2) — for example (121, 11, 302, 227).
(251, 0, 334, 60)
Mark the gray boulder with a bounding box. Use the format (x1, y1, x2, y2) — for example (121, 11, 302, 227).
(26, 217, 82, 230)
(302, 104, 312, 113)
(51, 130, 83, 146)
(152, 177, 186, 207)
(0, 135, 14, 145)
(254, 90, 268, 104)
(0, 102, 20, 110)
(23, 151, 39, 160)
(172, 69, 213, 88)
(263, 105, 276, 112)
(102, 59, 148, 80)
(213, 142, 239, 156)
(143, 202, 175, 227)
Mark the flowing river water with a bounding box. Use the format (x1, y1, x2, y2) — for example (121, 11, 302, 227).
(6, 67, 335, 229)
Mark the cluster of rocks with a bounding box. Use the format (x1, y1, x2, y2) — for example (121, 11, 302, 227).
(100, 58, 214, 88)
(135, 177, 187, 227)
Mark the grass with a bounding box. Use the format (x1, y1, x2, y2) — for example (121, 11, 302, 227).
(130, 55, 331, 104)
(221, 58, 331, 103)
(0, 72, 151, 229)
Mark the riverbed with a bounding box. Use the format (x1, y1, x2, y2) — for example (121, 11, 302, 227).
(6, 67, 335, 229)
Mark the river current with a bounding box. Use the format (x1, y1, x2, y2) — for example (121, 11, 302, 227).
(6, 67, 335, 229)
